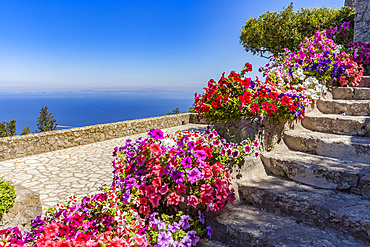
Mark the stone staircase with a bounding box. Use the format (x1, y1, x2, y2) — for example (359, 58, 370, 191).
(202, 87, 370, 246)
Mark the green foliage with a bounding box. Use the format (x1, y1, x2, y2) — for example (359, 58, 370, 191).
(0, 178, 16, 216)
(21, 127, 31, 135)
(37, 106, 58, 132)
(166, 108, 180, 115)
(0, 120, 16, 137)
(240, 3, 355, 58)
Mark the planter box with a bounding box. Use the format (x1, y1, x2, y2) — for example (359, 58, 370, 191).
(214, 116, 294, 151)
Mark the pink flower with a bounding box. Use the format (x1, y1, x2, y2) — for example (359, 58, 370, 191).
(159, 183, 169, 195)
(149, 143, 162, 156)
(199, 194, 213, 205)
(44, 240, 56, 247)
(167, 192, 184, 205)
(201, 184, 214, 196)
(152, 177, 162, 188)
(149, 195, 161, 208)
(201, 165, 213, 181)
(145, 185, 156, 198)
(187, 195, 199, 208)
(44, 223, 59, 239)
(176, 183, 187, 195)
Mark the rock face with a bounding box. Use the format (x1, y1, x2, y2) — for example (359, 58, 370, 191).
(204, 87, 370, 246)
(354, 0, 370, 75)
(0, 184, 42, 232)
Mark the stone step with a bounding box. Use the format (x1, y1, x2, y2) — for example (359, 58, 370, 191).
(332, 87, 370, 100)
(302, 112, 370, 137)
(261, 146, 370, 198)
(197, 239, 230, 247)
(238, 176, 370, 242)
(283, 128, 370, 163)
(205, 203, 367, 246)
(317, 99, 370, 116)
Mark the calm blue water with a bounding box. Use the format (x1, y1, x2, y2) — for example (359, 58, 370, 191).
(0, 91, 195, 135)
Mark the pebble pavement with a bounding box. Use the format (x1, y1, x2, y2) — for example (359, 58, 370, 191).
(0, 123, 208, 213)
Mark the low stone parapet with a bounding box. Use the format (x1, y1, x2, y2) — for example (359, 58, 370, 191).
(0, 113, 204, 161)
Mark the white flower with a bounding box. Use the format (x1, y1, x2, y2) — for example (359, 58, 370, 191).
(161, 138, 176, 148)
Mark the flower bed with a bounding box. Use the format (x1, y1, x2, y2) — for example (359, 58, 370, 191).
(194, 63, 312, 124)
(0, 128, 258, 247)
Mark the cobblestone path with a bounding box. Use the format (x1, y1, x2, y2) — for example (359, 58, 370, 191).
(0, 124, 208, 212)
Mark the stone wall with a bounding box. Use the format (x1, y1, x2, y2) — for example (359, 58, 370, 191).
(0, 113, 204, 161)
(354, 0, 370, 75)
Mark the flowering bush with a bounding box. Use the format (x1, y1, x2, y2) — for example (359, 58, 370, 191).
(194, 62, 311, 123)
(263, 31, 363, 90)
(0, 128, 258, 247)
(324, 22, 370, 66)
(261, 22, 364, 96)
(112, 128, 258, 217)
(0, 186, 147, 247)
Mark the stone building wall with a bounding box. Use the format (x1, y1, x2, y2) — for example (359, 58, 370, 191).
(0, 113, 204, 161)
(354, 0, 370, 75)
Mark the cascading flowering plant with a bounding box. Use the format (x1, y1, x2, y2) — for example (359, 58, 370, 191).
(112, 128, 258, 217)
(194, 62, 311, 123)
(1, 127, 258, 247)
(0, 186, 148, 247)
(261, 22, 364, 93)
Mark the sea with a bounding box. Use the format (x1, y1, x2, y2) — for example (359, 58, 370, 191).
(0, 90, 196, 135)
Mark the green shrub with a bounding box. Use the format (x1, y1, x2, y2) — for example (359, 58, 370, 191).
(240, 2, 354, 58)
(0, 178, 16, 216)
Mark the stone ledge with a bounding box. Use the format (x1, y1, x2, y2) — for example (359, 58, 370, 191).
(0, 113, 204, 161)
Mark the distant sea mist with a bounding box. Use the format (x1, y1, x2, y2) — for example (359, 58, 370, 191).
(0, 90, 196, 135)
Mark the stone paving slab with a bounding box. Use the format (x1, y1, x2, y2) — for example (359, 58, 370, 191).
(0, 124, 208, 213)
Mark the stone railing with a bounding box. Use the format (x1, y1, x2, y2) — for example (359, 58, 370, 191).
(0, 113, 205, 161)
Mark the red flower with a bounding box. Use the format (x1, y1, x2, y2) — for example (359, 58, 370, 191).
(200, 104, 210, 112)
(243, 62, 252, 72)
(261, 101, 278, 115)
(250, 102, 260, 113)
(241, 77, 251, 88)
(139, 205, 151, 215)
(211, 101, 218, 108)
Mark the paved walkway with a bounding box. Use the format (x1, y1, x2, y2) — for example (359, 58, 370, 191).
(0, 124, 208, 212)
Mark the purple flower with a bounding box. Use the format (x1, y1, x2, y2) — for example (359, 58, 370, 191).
(157, 232, 173, 247)
(170, 170, 185, 184)
(122, 191, 130, 203)
(193, 150, 207, 161)
(180, 235, 192, 247)
(134, 169, 146, 179)
(186, 168, 201, 184)
(187, 141, 195, 149)
(198, 210, 205, 224)
(181, 157, 192, 169)
(206, 226, 212, 238)
(179, 215, 191, 230)
(167, 222, 181, 233)
(341, 22, 350, 29)
(149, 212, 160, 225)
(124, 175, 137, 190)
(187, 231, 200, 246)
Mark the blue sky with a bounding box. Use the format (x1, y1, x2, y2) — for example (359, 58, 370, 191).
(0, 0, 344, 94)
